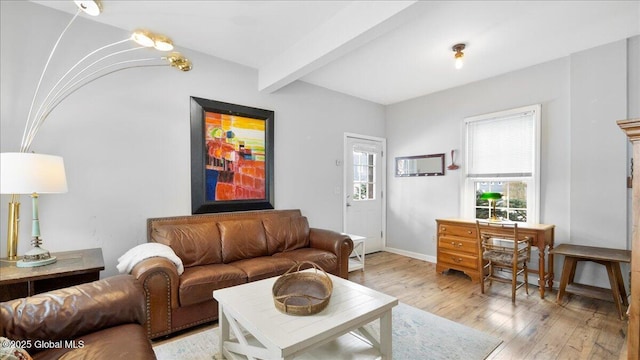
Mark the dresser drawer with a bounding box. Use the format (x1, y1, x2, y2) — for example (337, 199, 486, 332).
(438, 250, 478, 270)
(438, 223, 477, 239)
(520, 231, 538, 247)
(439, 236, 477, 255)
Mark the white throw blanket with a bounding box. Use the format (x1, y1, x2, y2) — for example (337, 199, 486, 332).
(117, 243, 184, 275)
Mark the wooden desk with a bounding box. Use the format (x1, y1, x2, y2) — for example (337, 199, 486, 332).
(552, 244, 630, 320)
(436, 218, 555, 299)
(0, 248, 104, 301)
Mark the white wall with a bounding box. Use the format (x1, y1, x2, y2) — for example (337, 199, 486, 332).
(0, 2, 385, 276)
(386, 37, 639, 287)
(569, 41, 628, 285)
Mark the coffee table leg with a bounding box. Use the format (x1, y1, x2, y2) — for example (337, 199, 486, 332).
(380, 309, 392, 359)
(217, 302, 229, 360)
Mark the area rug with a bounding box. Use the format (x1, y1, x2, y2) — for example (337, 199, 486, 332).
(153, 302, 501, 360)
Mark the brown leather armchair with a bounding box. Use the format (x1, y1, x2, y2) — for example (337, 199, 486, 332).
(0, 275, 156, 360)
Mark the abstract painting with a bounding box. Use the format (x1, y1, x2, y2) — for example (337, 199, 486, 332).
(190, 97, 274, 214)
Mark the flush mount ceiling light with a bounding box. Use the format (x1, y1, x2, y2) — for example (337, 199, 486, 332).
(452, 43, 465, 69)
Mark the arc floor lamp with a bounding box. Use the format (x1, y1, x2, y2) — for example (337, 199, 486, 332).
(1, 0, 192, 266)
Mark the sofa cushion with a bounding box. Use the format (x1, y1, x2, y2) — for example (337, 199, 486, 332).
(151, 222, 222, 267)
(273, 248, 338, 274)
(229, 257, 297, 282)
(218, 219, 268, 263)
(179, 264, 247, 307)
(263, 216, 310, 255)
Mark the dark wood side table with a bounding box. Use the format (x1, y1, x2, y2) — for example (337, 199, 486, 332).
(551, 243, 630, 320)
(0, 248, 105, 302)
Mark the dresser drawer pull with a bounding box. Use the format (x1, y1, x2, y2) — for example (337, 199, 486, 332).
(452, 257, 463, 263)
(467, 230, 472, 234)
(450, 241, 463, 248)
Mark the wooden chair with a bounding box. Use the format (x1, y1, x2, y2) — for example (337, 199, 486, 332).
(476, 221, 531, 303)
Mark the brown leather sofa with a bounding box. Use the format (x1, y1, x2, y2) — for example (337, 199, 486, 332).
(0, 275, 156, 360)
(132, 209, 353, 339)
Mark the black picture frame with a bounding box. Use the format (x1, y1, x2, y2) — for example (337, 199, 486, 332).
(190, 96, 275, 214)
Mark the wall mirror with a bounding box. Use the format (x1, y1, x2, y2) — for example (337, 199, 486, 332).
(395, 153, 445, 177)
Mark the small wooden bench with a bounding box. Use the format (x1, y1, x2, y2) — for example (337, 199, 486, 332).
(551, 243, 630, 319)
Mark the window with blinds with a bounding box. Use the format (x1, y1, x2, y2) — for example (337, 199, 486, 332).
(463, 105, 541, 223)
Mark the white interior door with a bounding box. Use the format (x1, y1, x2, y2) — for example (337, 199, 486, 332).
(344, 135, 385, 253)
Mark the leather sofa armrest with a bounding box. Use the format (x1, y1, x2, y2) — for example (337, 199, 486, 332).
(309, 228, 353, 279)
(132, 257, 180, 339)
(0, 275, 145, 353)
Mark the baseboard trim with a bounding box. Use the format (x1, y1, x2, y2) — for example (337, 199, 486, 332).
(383, 247, 436, 264)
(381, 248, 559, 290)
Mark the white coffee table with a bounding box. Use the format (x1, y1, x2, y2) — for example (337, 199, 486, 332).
(213, 271, 398, 360)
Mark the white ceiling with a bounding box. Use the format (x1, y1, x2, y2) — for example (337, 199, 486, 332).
(32, 1, 640, 105)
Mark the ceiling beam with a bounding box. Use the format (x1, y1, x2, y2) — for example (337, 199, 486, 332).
(258, 1, 420, 94)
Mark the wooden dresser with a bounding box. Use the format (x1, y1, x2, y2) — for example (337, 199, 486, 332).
(436, 218, 555, 298)
(436, 219, 480, 281)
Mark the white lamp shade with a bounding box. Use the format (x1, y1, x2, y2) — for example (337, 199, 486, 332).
(0, 153, 68, 194)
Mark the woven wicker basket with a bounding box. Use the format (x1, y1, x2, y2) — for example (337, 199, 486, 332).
(272, 261, 333, 316)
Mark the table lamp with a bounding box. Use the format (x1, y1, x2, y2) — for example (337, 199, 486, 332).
(0, 153, 68, 267)
(480, 192, 502, 222)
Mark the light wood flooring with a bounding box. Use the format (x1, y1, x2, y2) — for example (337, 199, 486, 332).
(154, 251, 628, 359)
(349, 252, 627, 360)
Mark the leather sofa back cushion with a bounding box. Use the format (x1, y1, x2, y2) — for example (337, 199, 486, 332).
(152, 222, 222, 267)
(263, 216, 310, 254)
(218, 219, 268, 263)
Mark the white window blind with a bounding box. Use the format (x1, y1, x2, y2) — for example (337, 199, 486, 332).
(466, 110, 535, 178)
